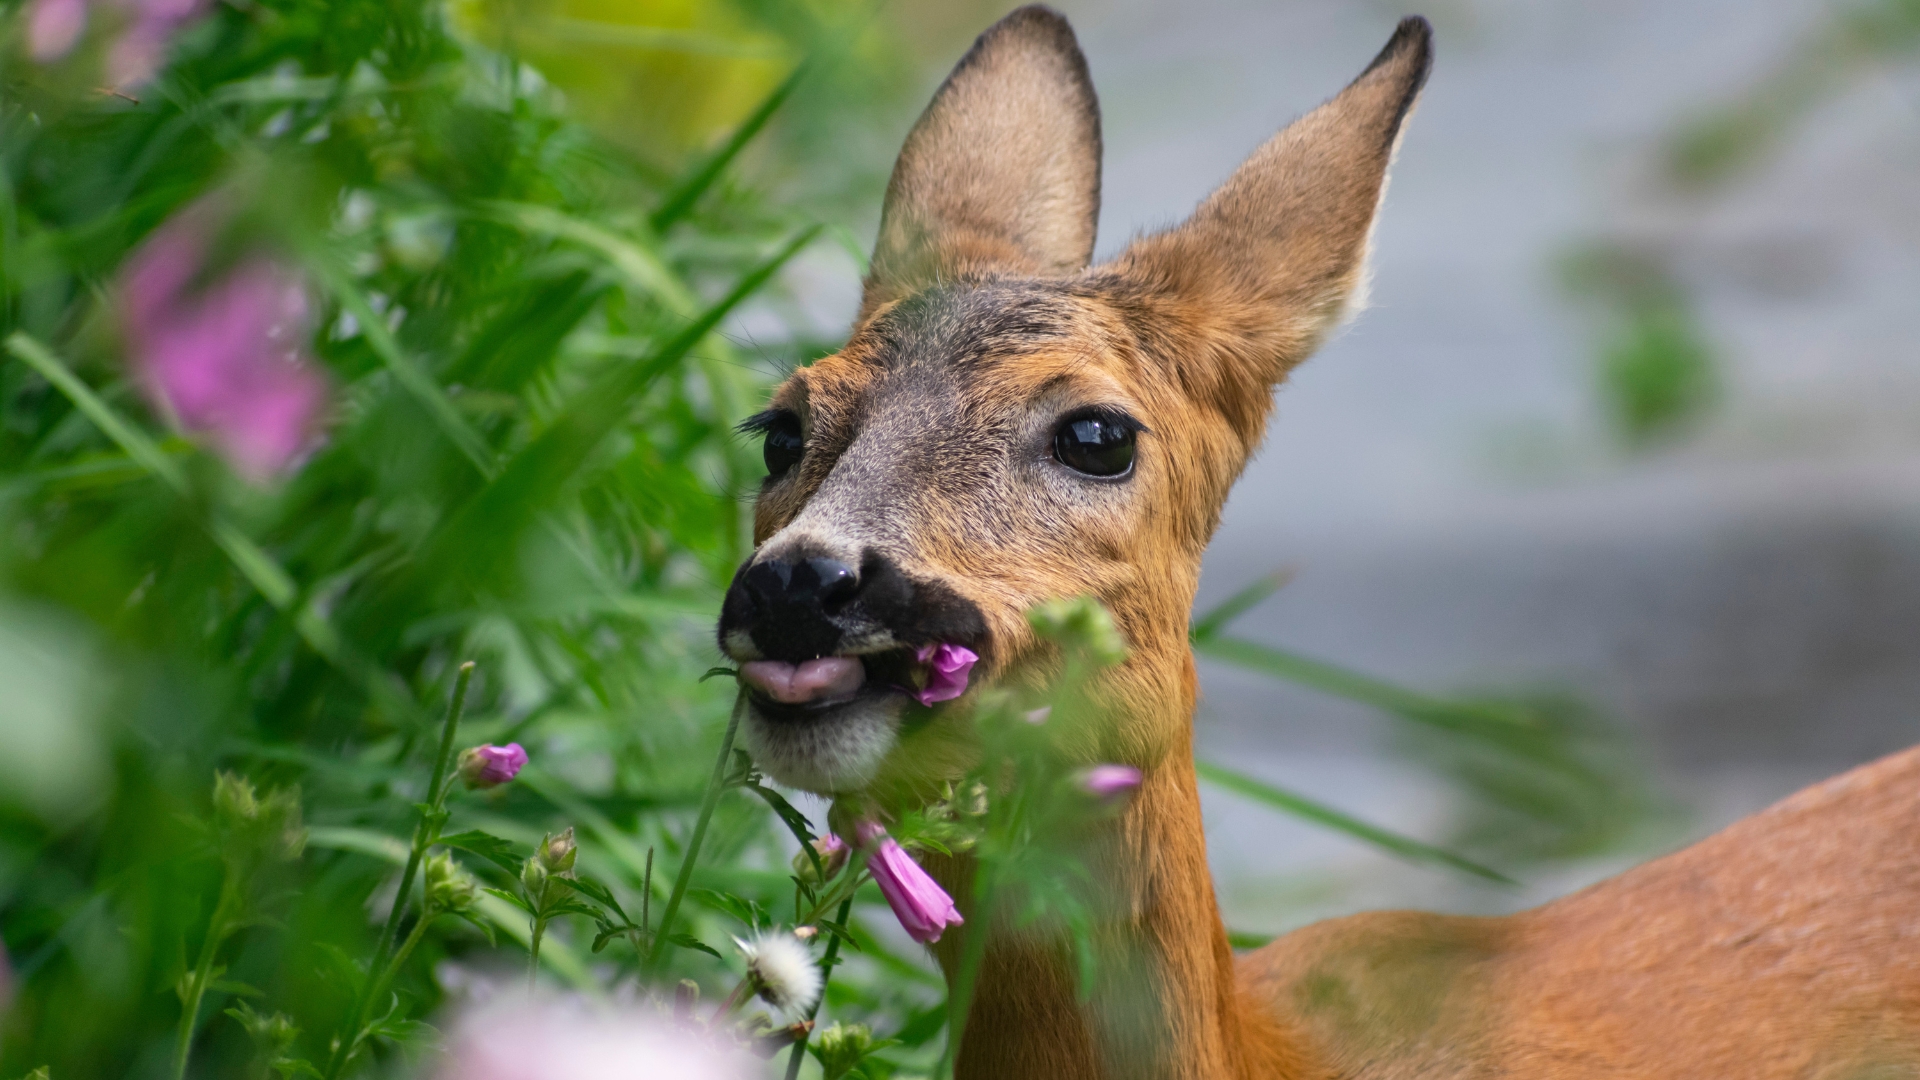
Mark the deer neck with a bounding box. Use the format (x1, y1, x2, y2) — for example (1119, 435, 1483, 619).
(926, 652, 1301, 1080)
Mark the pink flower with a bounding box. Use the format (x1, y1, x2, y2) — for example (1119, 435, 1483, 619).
(856, 822, 963, 945)
(812, 833, 850, 878)
(458, 744, 527, 789)
(27, 0, 88, 61)
(25, 0, 209, 85)
(118, 202, 329, 482)
(439, 994, 751, 1080)
(913, 643, 978, 706)
(1079, 764, 1143, 803)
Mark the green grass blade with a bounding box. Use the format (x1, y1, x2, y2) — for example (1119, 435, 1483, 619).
(307, 261, 498, 477)
(1194, 759, 1514, 885)
(7, 333, 343, 659)
(1194, 633, 1533, 734)
(422, 225, 820, 589)
(650, 62, 807, 233)
(7, 332, 187, 492)
(1189, 568, 1294, 643)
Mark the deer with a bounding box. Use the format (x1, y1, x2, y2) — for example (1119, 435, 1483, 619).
(714, 7, 1920, 1078)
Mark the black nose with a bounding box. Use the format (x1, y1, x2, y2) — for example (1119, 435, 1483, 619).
(722, 554, 863, 661)
(744, 557, 859, 611)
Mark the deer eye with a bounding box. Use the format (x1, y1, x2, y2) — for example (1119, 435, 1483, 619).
(749, 410, 805, 480)
(1052, 409, 1140, 479)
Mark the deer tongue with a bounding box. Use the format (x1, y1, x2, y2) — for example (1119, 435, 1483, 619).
(740, 657, 865, 705)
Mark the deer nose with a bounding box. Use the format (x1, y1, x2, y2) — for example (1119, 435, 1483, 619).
(721, 554, 863, 662)
(744, 556, 859, 611)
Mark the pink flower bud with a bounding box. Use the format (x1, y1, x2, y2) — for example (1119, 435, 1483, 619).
(856, 822, 964, 945)
(913, 643, 978, 706)
(458, 743, 527, 789)
(1079, 764, 1143, 803)
(118, 202, 330, 482)
(813, 833, 850, 878)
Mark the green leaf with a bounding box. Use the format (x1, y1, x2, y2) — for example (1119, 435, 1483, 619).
(481, 887, 535, 916)
(1194, 760, 1514, 885)
(743, 779, 819, 856)
(1189, 568, 1294, 643)
(690, 887, 763, 929)
(439, 830, 524, 875)
(566, 873, 628, 921)
(700, 666, 739, 682)
(668, 932, 723, 960)
(651, 62, 808, 232)
(1193, 634, 1532, 735)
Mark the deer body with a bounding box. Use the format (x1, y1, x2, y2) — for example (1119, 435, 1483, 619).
(715, 8, 1920, 1077)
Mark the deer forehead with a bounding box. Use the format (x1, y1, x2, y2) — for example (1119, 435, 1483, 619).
(749, 283, 1175, 570)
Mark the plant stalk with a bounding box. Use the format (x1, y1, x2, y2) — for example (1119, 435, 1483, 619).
(172, 863, 243, 1080)
(324, 662, 474, 1079)
(783, 896, 856, 1080)
(645, 694, 745, 970)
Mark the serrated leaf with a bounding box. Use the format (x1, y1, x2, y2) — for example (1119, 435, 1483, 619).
(690, 887, 763, 929)
(566, 873, 626, 920)
(481, 887, 535, 916)
(668, 932, 722, 960)
(439, 830, 524, 875)
(743, 779, 819, 859)
(208, 979, 263, 997)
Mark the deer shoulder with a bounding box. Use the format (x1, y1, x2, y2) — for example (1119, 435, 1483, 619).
(1240, 744, 1920, 1078)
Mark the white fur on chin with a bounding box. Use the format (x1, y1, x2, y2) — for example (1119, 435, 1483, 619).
(740, 697, 900, 794)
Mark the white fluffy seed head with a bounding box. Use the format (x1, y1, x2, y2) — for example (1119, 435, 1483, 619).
(734, 930, 821, 1016)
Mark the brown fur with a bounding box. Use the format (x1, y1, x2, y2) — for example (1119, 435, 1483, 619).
(738, 8, 1920, 1077)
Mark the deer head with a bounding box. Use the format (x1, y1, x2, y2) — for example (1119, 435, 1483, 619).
(718, 7, 1431, 800)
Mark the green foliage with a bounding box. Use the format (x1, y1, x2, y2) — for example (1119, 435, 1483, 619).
(0, 0, 886, 1074)
(1558, 242, 1718, 448)
(0, 2, 1660, 1076)
(1666, 0, 1920, 187)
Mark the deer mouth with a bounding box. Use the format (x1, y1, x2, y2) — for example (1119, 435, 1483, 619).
(737, 649, 921, 717)
(732, 648, 951, 794)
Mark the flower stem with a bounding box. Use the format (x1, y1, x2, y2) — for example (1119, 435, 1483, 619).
(527, 911, 547, 992)
(645, 693, 744, 971)
(783, 896, 855, 1080)
(323, 662, 474, 1080)
(171, 862, 243, 1080)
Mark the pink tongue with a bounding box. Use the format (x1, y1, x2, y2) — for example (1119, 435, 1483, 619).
(740, 657, 866, 704)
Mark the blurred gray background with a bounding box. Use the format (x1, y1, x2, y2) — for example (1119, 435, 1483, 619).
(777, 0, 1920, 934)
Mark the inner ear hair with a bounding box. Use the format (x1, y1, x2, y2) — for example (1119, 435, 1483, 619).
(1108, 16, 1433, 415)
(860, 5, 1103, 324)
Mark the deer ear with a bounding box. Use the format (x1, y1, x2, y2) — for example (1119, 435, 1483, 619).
(860, 5, 1102, 322)
(1108, 17, 1431, 434)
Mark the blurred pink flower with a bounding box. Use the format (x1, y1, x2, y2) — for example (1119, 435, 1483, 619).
(1079, 764, 1143, 803)
(856, 821, 964, 945)
(25, 0, 208, 84)
(27, 0, 88, 60)
(913, 642, 977, 706)
(439, 996, 751, 1080)
(118, 204, 328, 482)
(458, 744, 528, 789)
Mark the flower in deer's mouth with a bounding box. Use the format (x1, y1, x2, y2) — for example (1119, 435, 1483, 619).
(857, 821, 964, 945)
(733, 930, 821, 1016)
(913, 642, 978, 706)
